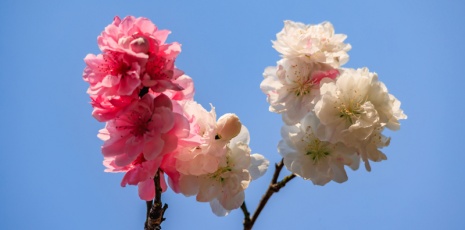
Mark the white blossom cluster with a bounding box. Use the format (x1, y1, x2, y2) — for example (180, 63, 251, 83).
(261, 20, 407, 185)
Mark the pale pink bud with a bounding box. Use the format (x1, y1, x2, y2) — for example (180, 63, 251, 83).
(216, 113, 242, 141)
(130, 37, 150, 54)
(118, 36, 131, 48)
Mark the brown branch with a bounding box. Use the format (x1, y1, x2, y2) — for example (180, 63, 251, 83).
(241, 202, 251, 228)
(145, 200, 153, 222)
(139, 87, 149, 98)
(243, 159, 296, 230)
(144, 170, 168, 230)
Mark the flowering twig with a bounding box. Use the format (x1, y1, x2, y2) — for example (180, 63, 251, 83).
(242, 159, 296, 230)
(144, 170, 168, 230)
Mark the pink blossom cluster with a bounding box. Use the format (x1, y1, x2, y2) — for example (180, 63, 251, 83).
(83, 16, 268, 215)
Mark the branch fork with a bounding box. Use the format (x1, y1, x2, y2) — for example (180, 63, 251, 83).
(242, 159, 296, 230)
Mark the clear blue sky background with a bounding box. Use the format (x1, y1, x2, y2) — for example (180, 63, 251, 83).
(1, 0, 464, 229)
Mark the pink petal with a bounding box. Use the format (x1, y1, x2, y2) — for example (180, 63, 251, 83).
(143, 135, 164, 161)
(138, 179, 155, 201)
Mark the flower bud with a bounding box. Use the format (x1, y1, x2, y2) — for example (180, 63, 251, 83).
(216, 113, 242, 141)
(118, 36, 131, 47)
(130, 37, 150, 54)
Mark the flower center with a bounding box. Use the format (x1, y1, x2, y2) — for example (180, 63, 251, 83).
(132, 153, 147, 166)
(146, 56, 170, 80)
(338, 97, 365, 124)
(209, 166, 232, 182)
(290, 72, 314, 97)
(209, 157, 232, 183)
(130, 36, 150, 54)
(124, 110, 151, 137)
(305, 138, 330, 164)
(100, 52, 130, 76)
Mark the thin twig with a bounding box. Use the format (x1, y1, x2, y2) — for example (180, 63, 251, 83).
(243, 159, 296, 230)
(274, 174, 296, 191)
(241, 202, 251, 228)
(271, 159, 284, 184)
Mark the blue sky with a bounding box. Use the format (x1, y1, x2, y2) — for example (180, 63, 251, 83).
(1, 0, 464, 229)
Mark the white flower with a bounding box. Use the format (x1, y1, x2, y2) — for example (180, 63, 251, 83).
(260, 58, 339, 125)
(278, 113, 359, 185)
(272, 20, 351, 68)
(357, 125, 391, 171)
(175, 103, 257, 178)
(314, 68, 406, 145)
(175, 101, 223, 175)
(177, 126, 269, 216)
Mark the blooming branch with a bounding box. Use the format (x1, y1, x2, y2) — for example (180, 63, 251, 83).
(82, 16, 406, 229)
(83, 15, 269, 229)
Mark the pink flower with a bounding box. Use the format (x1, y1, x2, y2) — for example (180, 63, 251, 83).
(90, 93, 137, 122)
(97, 16, 184, 93)
(141, 51, 184, 93)
(98, 93, 182, 167)
(98, 16, 169, 57)
(162, 74, 195, 101)
(160, 153, 182, 193)
(83, 50, 145, 122)
(104, 155, 168, 201)
(83, 51, 142, 96)
(100, 92, 192, 200)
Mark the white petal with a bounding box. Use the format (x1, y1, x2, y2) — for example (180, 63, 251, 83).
(220, 190, 245, 210)
(248, 154, 269, 180)
(178, 175, 200, 197)
(330, 163, 348, 183)
(196, 177, 221, 202)
(209, 199, 230, 217)
(229, 143, 251, 170)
